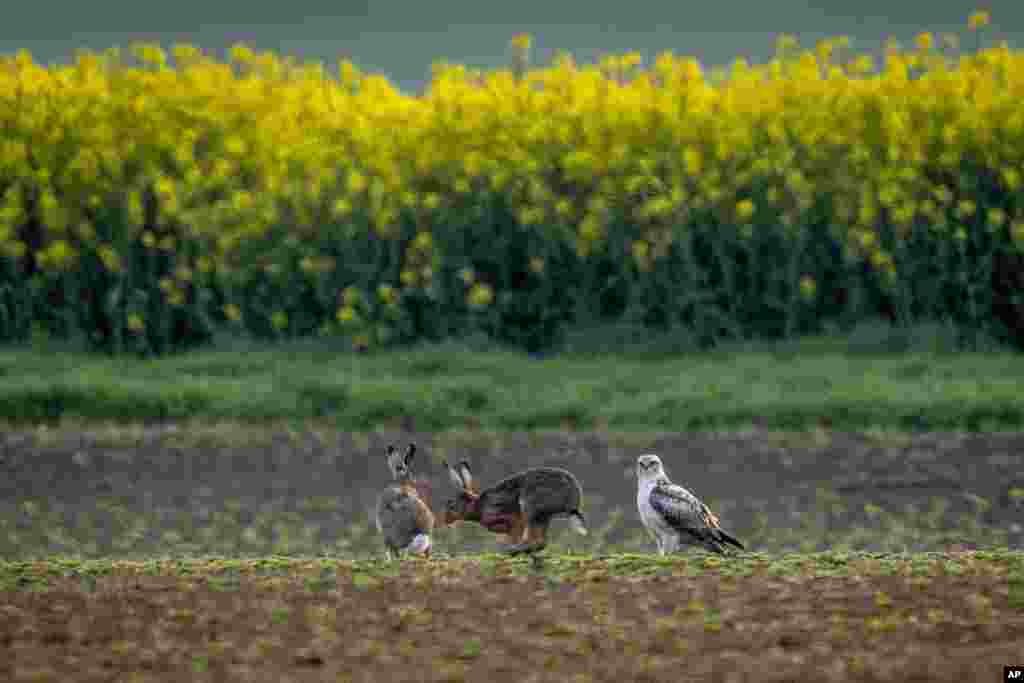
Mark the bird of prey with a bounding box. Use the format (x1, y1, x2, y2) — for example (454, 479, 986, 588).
(635, 453, 744, 555)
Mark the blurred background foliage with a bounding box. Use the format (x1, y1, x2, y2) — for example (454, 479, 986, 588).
(0, 12, 1022, 355)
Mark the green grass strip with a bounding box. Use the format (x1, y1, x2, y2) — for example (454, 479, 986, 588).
(1, 341, 1022, 430)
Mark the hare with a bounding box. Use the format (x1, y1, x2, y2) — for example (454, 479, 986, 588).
(442, 459, 588, 556)
(375, 443, 435, 560)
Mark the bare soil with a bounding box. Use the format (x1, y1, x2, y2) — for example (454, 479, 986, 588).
(2, 556, 1022, 683)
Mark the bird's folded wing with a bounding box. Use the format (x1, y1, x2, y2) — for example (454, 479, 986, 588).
(649, 482, 709, 533)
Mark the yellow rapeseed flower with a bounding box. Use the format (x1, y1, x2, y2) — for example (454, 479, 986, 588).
(3, 30, 1023, 350)
(347, 170, 367, 194)
(423, 193, 441, 211)
(968, 10, 990, 30)
(1001, 168, 1021, 191)
(914, 33, 934, 51)
(126, 314, 145, 333)
(171, 44, 200, 63)
(336, 306, 357, 323)
(229, 44, 256, 64)
(332, 198, 353, 219)
(554, 198, 574, 219)
(736, 199, 756, 222)
(38, 240, 76, 270)
(683, 148, 702, 176)
(400, 269, 418, 286)
(510, 34, 532, 53)
(986, 208, 1007, 227)
(468, 283, 494, 308)
(631, 240, 650, 262)
(639, 197, 674, 220)
(413, 232, 433, 251)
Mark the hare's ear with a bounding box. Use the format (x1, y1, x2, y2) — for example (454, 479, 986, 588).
(457, 460, 476, 493)
(403, 443, 417, 467)
(444, 461, 466, 490)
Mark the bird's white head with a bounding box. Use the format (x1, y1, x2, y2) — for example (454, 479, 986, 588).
(636, 453, 666, 484)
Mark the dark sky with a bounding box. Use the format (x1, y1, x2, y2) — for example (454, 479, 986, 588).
(1, 1, 1019, 93)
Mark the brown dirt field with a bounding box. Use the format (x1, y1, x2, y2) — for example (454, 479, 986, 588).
(2, 556, 1023, 683)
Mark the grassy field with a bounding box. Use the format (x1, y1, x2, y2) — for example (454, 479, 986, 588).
(2, 323, 1023, 431)
(2, 552, 1022, 682)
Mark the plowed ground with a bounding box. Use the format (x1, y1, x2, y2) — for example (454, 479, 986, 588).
(2, 554, 1023, 683)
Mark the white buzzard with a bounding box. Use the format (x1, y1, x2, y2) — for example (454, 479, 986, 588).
(635, 453, 744, 555)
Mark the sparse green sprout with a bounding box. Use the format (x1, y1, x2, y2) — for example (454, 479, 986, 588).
(351, 572, 379, 590)
(191, 655, 210, 673)
(459, 638, 483, 660)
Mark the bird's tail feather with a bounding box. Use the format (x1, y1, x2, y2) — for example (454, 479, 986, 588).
(716, 529, 744, 550)
(703, 538, 727, 555)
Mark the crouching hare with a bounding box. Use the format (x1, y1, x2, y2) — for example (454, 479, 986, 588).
(442, 460, 588, 555)
(375, 443, 435, 560)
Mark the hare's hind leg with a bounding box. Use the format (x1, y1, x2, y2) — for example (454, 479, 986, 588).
(504, 518, 549, 556)
(505, 496, 551, 556)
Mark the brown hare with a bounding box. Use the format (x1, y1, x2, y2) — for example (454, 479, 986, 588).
(441, 459, 588, 556)
(375, 443, 435, 560)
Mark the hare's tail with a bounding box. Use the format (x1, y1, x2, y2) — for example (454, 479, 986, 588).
(569, 510, 588, 536)
(407, 533, 432, 556)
